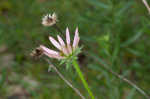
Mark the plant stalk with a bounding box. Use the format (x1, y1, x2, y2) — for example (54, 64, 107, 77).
(46, 59, 85, 99)
(142, 0, 150, 14)
(72, 60, 95, 99)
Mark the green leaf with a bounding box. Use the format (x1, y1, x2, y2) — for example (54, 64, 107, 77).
(87, 0, 111, 9)
(121, 30, 143, 47)
(111, 34, 120, 65)
(0, 69, 6, 89)
(126, 88, 136, 99)
(117, 1, 133, 16)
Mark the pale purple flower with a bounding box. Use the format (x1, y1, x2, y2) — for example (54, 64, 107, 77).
(40, 27, 80, 59)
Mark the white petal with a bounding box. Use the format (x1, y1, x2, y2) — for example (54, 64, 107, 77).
(52, 13, 56, 18)
(73, 27, 80, 49)
(48, 14, 52, 18)
(66, 27, 70, 45)
(49, 36, 61, 50)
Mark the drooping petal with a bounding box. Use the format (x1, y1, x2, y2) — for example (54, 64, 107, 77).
(40, 45, 59, 55)
(44, 51, 64, 59)
(49, 36, 61, 50)
(73, 27, 80, 49)
(66, 27, 70, 45)
(40, 45, 64, 59)
(44, 52, 64, 59)
(57, 35, 68, 55)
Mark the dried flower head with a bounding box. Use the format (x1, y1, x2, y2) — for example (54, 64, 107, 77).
(39, 27, 80, 60)
(30, 47, 43, 58)
(42, 13, 57, 26)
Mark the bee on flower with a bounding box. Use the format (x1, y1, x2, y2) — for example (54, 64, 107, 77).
(42, 13, 57, 26)
(39, 27, 80, 60)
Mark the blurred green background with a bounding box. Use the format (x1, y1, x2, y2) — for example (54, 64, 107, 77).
(0, 0, 150, 99)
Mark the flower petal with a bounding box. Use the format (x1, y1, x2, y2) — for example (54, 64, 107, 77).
(52, 13, 56, 18)
(40, 45, 64, 59)
(57, 35, 65, 46)
(73, 27, 80, 49)
(57, 35, 68, 55)
(67, 44, 72, 54)
(48, 14, 52, 18)
(44, 51, 64, 59)
(40, 45, 59, 55)
(44, 52, 64, 59)
(66, 27, 70, 45)
(49, 36, 61, 50)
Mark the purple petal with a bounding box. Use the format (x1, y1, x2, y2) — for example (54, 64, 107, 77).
(66, 27, 70, 45)
(57, 35, 65, 46)
(44, 52, 64, 59)
(67, 45, 72, 54)
(57, 35, 69, 55)
(40, 45, 59, 55)
(40, 45, 64, 59)
(49, 36, 61, 50)
(62, 47, 69, 55)
(73, 27, 80, 49)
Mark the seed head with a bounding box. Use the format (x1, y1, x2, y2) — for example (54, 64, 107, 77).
(30, 47, 43, 58)
(42, 13, 57, 26)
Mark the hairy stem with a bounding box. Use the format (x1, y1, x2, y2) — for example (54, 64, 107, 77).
(142, 0, 150, 14)
(73, 60, 95, 99)
(46, 59, 85, 99)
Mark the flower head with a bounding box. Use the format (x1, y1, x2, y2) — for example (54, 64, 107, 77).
(30, 47, 44, 58)
(40, 27, 80, 60)
(42, 13, 57, 26)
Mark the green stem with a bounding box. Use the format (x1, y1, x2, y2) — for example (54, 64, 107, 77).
(73, 60, 95, 99)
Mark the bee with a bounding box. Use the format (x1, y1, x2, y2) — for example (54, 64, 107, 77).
(30, 47, 43, 58)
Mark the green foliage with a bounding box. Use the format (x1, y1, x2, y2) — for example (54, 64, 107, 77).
(0, 0, 150, 99)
